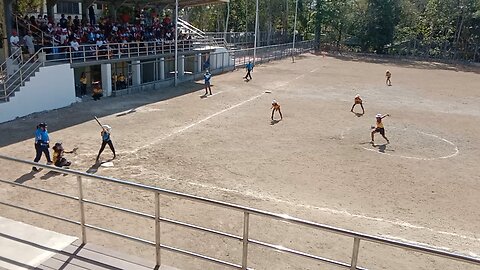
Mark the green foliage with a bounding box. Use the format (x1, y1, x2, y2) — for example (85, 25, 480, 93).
(16, 0, 43, 15)
(116, 0, 480, 59)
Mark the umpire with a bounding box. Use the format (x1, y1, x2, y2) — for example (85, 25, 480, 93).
(33, 123, 53, 171)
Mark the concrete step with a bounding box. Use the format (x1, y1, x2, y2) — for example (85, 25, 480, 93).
(0, 217, 180, 270)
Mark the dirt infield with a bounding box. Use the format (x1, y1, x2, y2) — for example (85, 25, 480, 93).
(0, 53, 479, 270)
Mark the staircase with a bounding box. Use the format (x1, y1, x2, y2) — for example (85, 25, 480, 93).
(0, 49, 42, 103)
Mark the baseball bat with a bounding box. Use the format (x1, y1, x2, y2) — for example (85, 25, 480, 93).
(94, 116, 104, 129)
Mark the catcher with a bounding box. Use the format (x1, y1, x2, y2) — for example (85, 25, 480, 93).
(52, 142, 77, 167)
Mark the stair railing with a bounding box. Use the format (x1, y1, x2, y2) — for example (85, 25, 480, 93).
(14, 14, 46, 46)
(2, 48, 43, 101)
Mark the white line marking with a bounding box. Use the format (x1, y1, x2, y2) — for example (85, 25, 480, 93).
(165, 177, 480, 245)
(310, 68, 319, 73)
(295, 74, 305, 80)
(361, 129, 459, 161)
(125, 92, 266, 154)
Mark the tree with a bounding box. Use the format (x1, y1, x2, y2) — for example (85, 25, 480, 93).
(360, 0, 399, 53)
(15, 0, 43, 15)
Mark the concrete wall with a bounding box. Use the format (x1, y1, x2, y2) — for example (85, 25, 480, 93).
(0, 64, 76, 123)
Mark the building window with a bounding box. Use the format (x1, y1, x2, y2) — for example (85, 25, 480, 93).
(97, 4, 103, 10)
(57, 2, 80, 14)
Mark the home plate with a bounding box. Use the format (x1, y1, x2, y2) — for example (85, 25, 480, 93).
(101, 162, 114, 167)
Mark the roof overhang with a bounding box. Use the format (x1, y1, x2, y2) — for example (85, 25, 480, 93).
(89, 0, 229, 8)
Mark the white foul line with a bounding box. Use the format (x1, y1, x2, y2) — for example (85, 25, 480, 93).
(125, 92, 266, 154)
(164, 177, 480, 247)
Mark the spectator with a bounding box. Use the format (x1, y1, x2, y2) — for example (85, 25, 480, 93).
(79, 72, 87, 96)
(73, 15, 80, 29)
(70, 38, 81, 58)
(89, 5, 96, 25)
(59, 14, 68, 28)
(23, 31, 35, 58)
(10, 30, 21, 56)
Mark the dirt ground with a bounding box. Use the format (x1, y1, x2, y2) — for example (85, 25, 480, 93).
(0, 53, 479, 270)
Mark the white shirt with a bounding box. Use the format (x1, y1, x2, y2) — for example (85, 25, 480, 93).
(71, 40, 80, 51)
(10, 36, 20, 47)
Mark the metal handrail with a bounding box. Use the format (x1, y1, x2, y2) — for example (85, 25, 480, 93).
(0, 154, 479, 269)
(14, 14, 46, 45)
(178, 18, 206, 37)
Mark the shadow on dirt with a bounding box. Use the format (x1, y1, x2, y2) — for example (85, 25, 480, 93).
(0, 82, 205, 148)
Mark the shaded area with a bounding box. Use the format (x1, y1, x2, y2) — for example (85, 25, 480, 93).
(0, 82, 205, 148)
(327, 53, 480, 75)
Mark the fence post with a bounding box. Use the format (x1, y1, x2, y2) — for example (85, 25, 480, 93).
(350, 238, 360, 270)
(155, 192, 161, 266)
(69, 47, 72, 64)
(241, 212, 250, 269)
(77, 176, 87, 243)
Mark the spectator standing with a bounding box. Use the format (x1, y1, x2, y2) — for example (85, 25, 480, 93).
(89, 5, 96, 25)
(80, 72, 87, 96)
(59, 14, 68, 28)
(10, 30, 21, 57)
(23, 31, 35, 58)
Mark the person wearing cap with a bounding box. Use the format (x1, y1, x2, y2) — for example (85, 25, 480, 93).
(244, 61, 253, 81)
(33, 123, 53, 171)
(96, 125, 116, 162)
(351, 94, 364, 114)
(271, 100, 283, 121)
(52, 142, 75, 167)
(371, 114, 390, 144)
(204, 70, 212, 96)
(386, 70, 392, 86)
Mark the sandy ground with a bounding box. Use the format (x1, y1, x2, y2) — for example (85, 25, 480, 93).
(0, 53, 479, 270)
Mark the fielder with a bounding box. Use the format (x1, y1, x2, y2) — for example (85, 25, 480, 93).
(350, 94, 364, 114)
(371, 114, 390, 144)
(271, 100, 283, 121)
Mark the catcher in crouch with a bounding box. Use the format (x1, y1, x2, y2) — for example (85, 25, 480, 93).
(271, 100, 283, 121)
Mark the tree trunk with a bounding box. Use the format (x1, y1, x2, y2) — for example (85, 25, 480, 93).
(314, 0, 322, 50)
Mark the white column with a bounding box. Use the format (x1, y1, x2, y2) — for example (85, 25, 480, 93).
(196, 53, 202, 73)
(159, 57, 165, 80)
(179, 55, 185, 77)
(174, 0, 179, 86)
(253, 0, 259, 64)
(101, 63, 112, 97)
(132, 60, 141, 86)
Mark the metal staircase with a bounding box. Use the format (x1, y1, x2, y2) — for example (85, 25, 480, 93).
(0, 49, 42, 102)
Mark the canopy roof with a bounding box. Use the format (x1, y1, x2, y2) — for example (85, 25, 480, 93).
(92, 0, 228, 8)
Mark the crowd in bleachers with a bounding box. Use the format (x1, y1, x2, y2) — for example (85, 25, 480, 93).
(16, 11, 193, 57)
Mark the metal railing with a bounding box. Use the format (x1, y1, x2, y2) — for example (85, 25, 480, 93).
(178, 18, 206, 38)
(14, 14, 46, 45)
(0, 154, 479, 269)
(0, 39, 207, 101)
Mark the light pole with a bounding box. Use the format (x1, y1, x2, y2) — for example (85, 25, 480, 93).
(253, 0, 259, 65)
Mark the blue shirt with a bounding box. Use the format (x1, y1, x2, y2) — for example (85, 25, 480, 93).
(102, 131, 111, 142)
(246, 63, 253, 71)
(35, 128, 42, 143)
(204, 73, 211, 84)
(35, 128, 49, 144)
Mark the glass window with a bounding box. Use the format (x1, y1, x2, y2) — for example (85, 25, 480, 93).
(56, 2, 80, 14)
